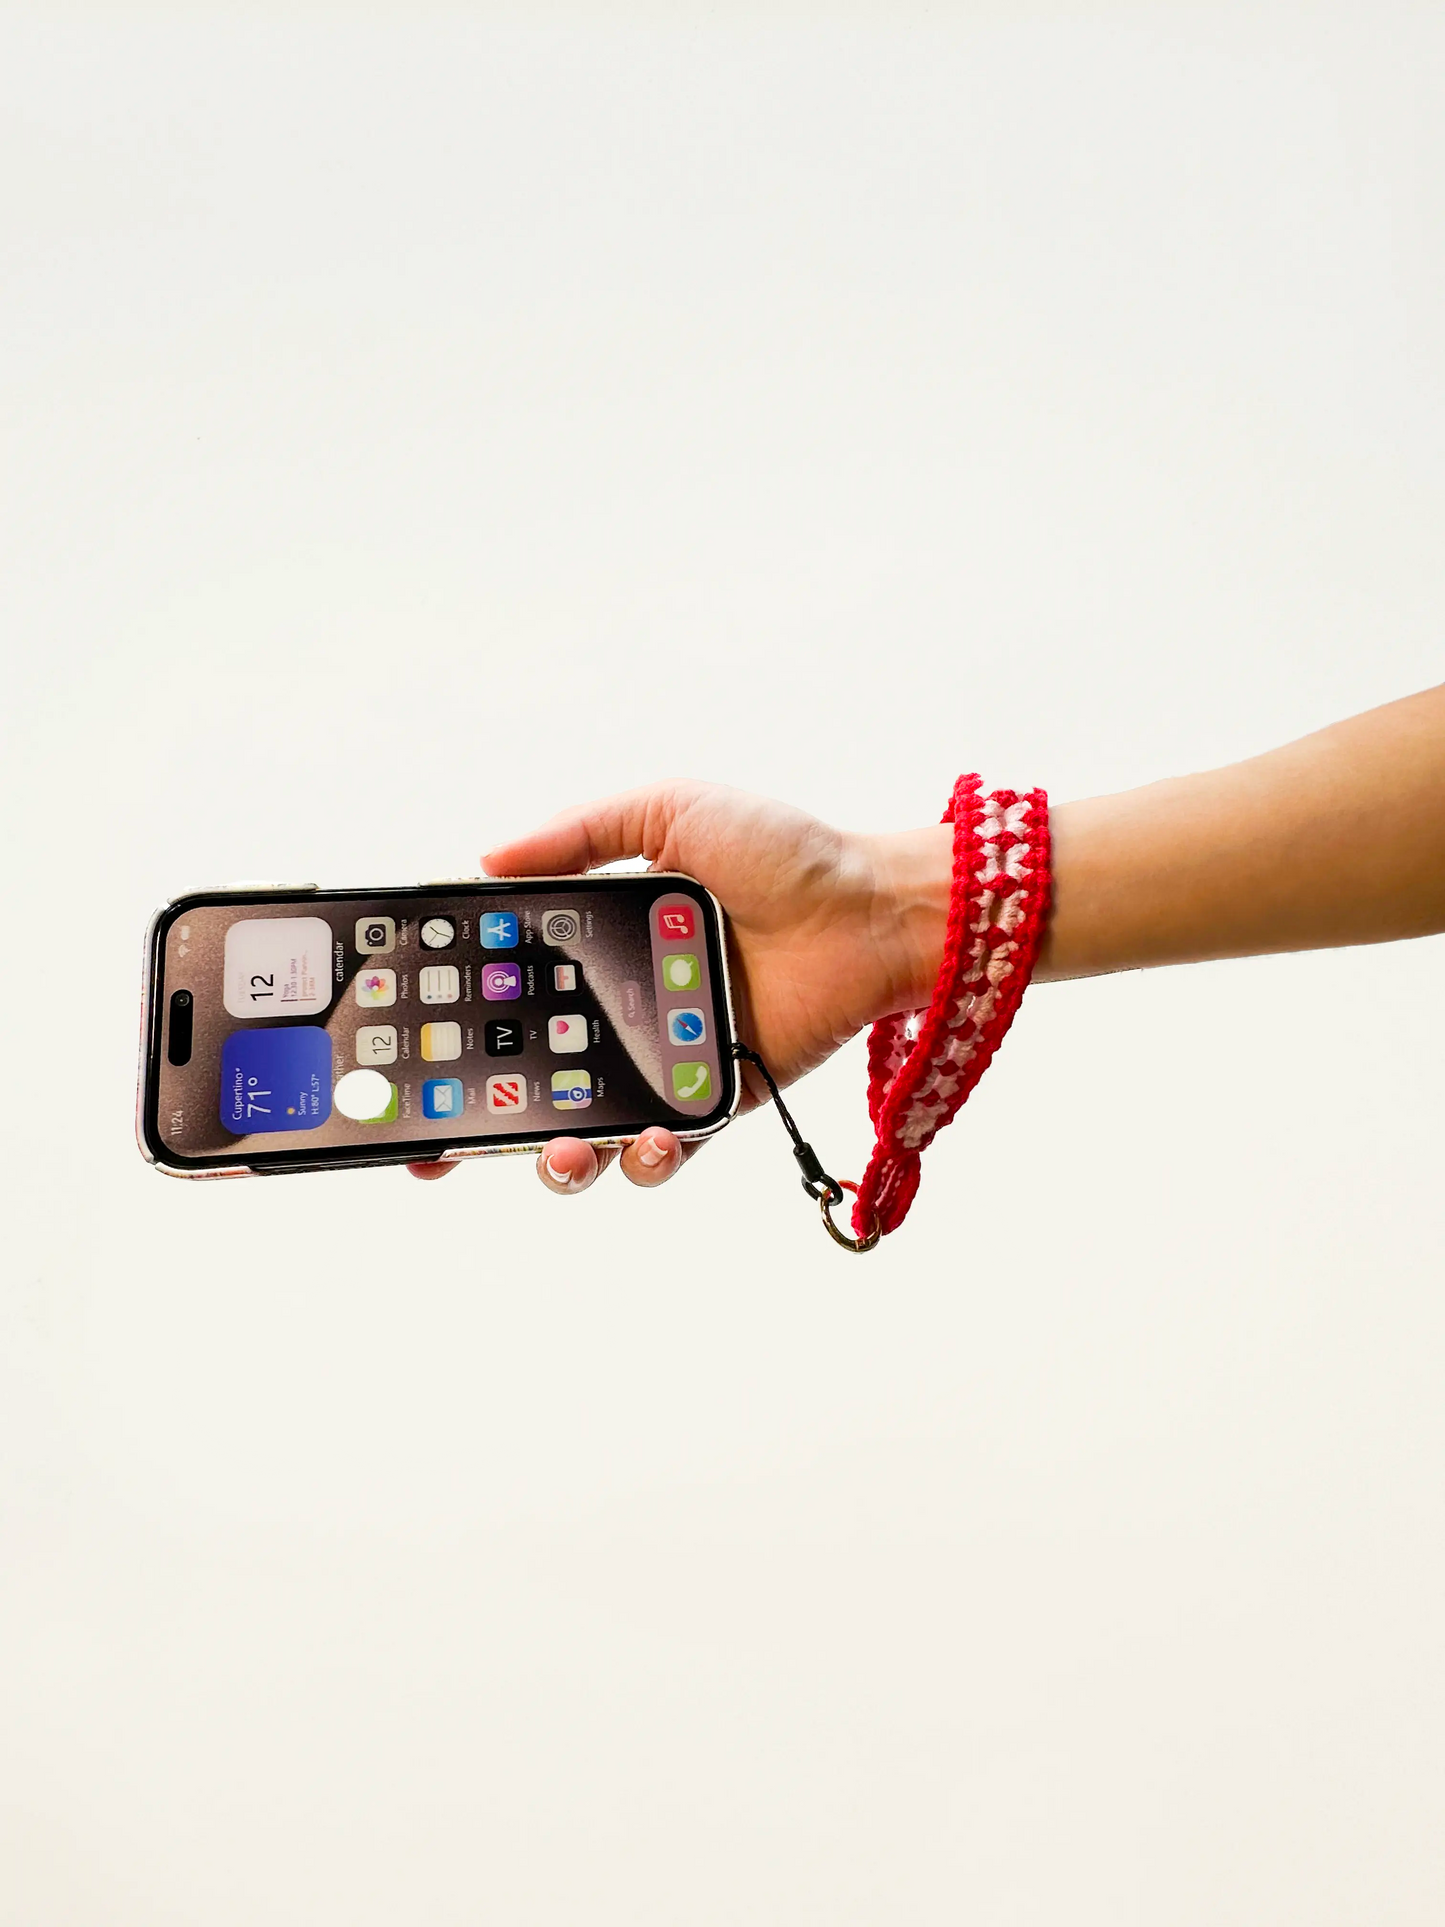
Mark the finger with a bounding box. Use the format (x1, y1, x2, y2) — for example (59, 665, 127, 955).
(484, 781, 699, 877)
(408, 1160, 456, 1180)
(536, 1137, 617, 1195)
(618, 1127, 684, 1188)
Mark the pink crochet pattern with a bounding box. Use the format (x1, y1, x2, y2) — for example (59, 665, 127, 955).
(853, 775, 1052, 1239)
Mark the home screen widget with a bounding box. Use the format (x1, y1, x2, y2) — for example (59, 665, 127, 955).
(355, 916, 396, 954)
(660, 953, 700, 993)
(223, 916, 333, 1020)
(542, 910, 580, 944)
(484, 1019, 523, 1056)
(420, 1021, 462, 1062)
(420, 916, 456, 950)
(419, 964, 460, 1004)
(548, 1013, 588, 1053)
(355, 1025, 398, 1065)
(333, 1069, 398, 1122)
(479, 910, 518, 949)
(486, 1073, 528, 1115)
(658, 903, 696, 941)
(481, 961, 522, 1001)
(551, 1069, 592, 1110)
(355, 967, 397, 1007)
(220, 1027, 331, 1134)
(553, 963, 578, 992)
(667, 1007, 707, 1047)
(422, 1077, 465, 1120)
(671, 1061, 713, 1103)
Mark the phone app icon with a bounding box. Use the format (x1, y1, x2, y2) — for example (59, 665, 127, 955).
(542, 910, 580, 945)
(355, 916, 396, 955)
(419, 964, 461, 1004)
(486, 1073, 528, 1115)
(660, 953, 700, 993)
(355, 1025, 397, 1065)
(422, 1077, 465, 1120)
(553, 963, 578, 992)
(551, 1069, 592, 1110)
(667, 1007, 707, 1047)
(479, 911, 519, 949)
(658, 904, 696, 941)
(481, 961, 522, 1001)
(333, 1069, 398, 1122)
(484, 1019, 523, 1055)
(420, 916, 456, 950)
(420, 1020, 463, 1062)
(220, 1027, 331, 1134)
(671, 1061, 712, 1103)
(355, 967, 397, 1007)
(549, 1013, 588, 1053)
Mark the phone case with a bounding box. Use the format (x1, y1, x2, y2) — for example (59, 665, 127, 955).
(137, 874, 741, 1179)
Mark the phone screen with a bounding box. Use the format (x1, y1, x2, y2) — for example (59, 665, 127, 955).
(143, 878, 735, 1171)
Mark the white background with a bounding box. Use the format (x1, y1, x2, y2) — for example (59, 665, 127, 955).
(3, 6, 1444, 1921)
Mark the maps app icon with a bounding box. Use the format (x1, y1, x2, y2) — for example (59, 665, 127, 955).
(551, 1070, 592, 1110)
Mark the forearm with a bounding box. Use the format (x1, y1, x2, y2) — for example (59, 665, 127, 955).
(871, 684, 1445, 1008)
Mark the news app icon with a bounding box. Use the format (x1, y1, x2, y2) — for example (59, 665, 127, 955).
(550, 1069, 592, 1111)
(481, 961, 522, 1001)
(486, 1073, 528, 1115)
(657, 903, 696, 941)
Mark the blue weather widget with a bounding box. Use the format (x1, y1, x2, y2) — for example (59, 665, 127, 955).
(220, 1027, 332, 1134)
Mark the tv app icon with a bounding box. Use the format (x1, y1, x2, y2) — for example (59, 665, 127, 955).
(484, 1019, 523, 1056)
(550, 1069, 592, 1111)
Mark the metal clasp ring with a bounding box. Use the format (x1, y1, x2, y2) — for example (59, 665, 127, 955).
(819, 1180, 882, 1254)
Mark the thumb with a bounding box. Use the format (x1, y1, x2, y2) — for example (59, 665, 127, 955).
(484, 782, 695, 877)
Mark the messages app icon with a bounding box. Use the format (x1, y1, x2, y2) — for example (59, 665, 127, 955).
(661, 953, 700, 993)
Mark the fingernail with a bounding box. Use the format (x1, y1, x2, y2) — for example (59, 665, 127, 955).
(636, 1137, 670, 1168)
(545, 1157, 583, 1189)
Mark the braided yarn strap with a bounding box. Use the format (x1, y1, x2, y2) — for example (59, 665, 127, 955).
(853, 775, 1051, 1239)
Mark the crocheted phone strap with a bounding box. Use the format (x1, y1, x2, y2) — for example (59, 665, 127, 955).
(853, 776, 1052, 1239)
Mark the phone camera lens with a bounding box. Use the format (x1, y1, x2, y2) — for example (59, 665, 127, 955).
(175, 990, 191, 1006)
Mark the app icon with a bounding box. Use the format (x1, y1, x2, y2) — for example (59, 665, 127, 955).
(553, 963, 578, 992)
(333, 1068, 398, 1121)
(420, 1020, 463, 1062)
(660, 953, 700, 993)
(486, 1073, 528, 1115)
(542, 910, 580, 944)
(667, 1007, 707, 1046)
(355, 967, 397, 1007)
(551, 1069, 593, 1110)
(549, 1013, 588, 1053)
(219, 1027, 331, 1134)
(355, 1025, 398, 1065)
(479, 911, 519, 949)
(658, 903, 696, 941)
(419, 964, 460, 1004)
(420, 916, 456, 950)
(481, 961, 522, 1001)
(422, 1077, 465, 1120)
(484, 1018, 524, 1056)
(224, 916, 333, 1019)
(355, 916, 396, 955)
(671, 1061, 713, 1103)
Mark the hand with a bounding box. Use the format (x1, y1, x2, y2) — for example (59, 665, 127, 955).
(409, 779, 953, 1195)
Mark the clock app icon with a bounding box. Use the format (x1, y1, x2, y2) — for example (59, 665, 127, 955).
(420, 916, 456, 950)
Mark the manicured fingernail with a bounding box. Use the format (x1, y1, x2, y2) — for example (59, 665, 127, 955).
(546, 1157, 582, 1189)
(636, 1137, 670, 1168)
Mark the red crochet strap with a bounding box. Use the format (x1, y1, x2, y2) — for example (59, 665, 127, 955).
(853, 775, 1051, 1238)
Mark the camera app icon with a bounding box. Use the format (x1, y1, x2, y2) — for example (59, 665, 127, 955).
(355, 916, 396, 955)
(542, 910, 580, 945)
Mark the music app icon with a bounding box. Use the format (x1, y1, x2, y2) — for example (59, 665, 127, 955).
(657, 903, 696, 941)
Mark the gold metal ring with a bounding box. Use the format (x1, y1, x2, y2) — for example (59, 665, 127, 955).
(819, 1182, 882, 1254)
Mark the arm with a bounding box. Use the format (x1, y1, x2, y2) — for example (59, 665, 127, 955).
(413, 684, 1445, 1193)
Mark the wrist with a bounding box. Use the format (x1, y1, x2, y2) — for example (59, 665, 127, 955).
(860, 823, 956, 1018)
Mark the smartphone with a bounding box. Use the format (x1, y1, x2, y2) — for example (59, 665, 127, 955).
(138, 875, 739, 1178)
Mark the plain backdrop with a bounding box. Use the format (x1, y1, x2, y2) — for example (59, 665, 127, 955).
(2, 5, 1443, 1922)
